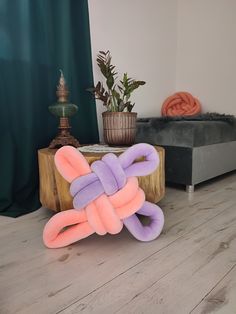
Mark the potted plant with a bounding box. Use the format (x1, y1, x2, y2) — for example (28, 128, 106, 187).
(88, 51, 145, 145)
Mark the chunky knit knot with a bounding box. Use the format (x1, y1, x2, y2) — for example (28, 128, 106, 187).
(70, 144, 158, 210)
(68, 144, 159, 236)
(70, 154, 126, 209)
(162, 91, 201, 117)
(43, 143, 164, 248)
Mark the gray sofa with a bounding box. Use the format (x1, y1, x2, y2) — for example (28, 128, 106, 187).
(136, 116, 236, 192)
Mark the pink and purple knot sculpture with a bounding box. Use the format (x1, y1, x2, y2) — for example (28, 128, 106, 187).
(43, 143, 164, 248)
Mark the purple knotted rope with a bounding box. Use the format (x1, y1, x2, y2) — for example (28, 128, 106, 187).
(70, 143, 164, 241)
(70, 143, 159, 209)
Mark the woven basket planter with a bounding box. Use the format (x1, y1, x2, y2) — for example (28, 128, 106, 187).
(102, 112, 137, 146)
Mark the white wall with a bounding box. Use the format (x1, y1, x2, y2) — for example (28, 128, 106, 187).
(88, 0, 178, 138)
(88, 0, 236, 139)
(176, 0, 236, 115)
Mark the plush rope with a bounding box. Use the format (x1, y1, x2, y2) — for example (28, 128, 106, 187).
(43, 144, 164, 248)
(70, 144, 159, 209)
(162, 91, 201, 117)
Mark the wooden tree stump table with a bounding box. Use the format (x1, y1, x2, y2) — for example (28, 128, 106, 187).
(38, 146, 165, 212)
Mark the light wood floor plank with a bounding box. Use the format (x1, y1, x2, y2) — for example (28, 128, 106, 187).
(0, 172, 236, 314)
(59, 203, 236, 314)
(191, 265, 236, 314)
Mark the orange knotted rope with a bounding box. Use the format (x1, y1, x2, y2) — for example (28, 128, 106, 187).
(43, 177, 144, 248)
(162, 91, 201, 116)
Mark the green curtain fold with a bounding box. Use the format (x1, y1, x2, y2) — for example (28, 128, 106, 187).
(0, 0, 98, 217)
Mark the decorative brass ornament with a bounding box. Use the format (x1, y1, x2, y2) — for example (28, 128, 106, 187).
(48, 70, 80, 148)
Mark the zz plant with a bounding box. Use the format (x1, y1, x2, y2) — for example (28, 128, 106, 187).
(88, 51, 146, 112)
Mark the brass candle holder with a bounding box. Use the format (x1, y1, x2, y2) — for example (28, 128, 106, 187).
(48, 70, 80, 148)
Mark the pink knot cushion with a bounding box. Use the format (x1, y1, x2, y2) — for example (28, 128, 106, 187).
(162, 91, 201, 116)
(43, 143, 164, 248)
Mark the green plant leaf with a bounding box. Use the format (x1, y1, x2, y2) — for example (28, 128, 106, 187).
(96, 51, 117, 84)
(99, 50, 108, 55)
(92, 51, 146, 112)
(112, 88, 120, 100)
(92, 81, 109, 106)
(106, 75, 114, 89)
(118, 100, 126, 112)
(126, 102, 134, 112)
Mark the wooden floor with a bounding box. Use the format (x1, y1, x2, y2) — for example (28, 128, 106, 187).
(1, 173, 236, 314)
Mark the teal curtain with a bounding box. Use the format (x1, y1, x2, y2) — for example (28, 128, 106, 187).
(0, 0, 98, 217)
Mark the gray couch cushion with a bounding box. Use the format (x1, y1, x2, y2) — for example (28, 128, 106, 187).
(136, 118, 236, 147)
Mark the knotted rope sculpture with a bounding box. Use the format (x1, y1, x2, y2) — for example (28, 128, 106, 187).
(43, 143, 164, 248)
(161, 91, 201, 117)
